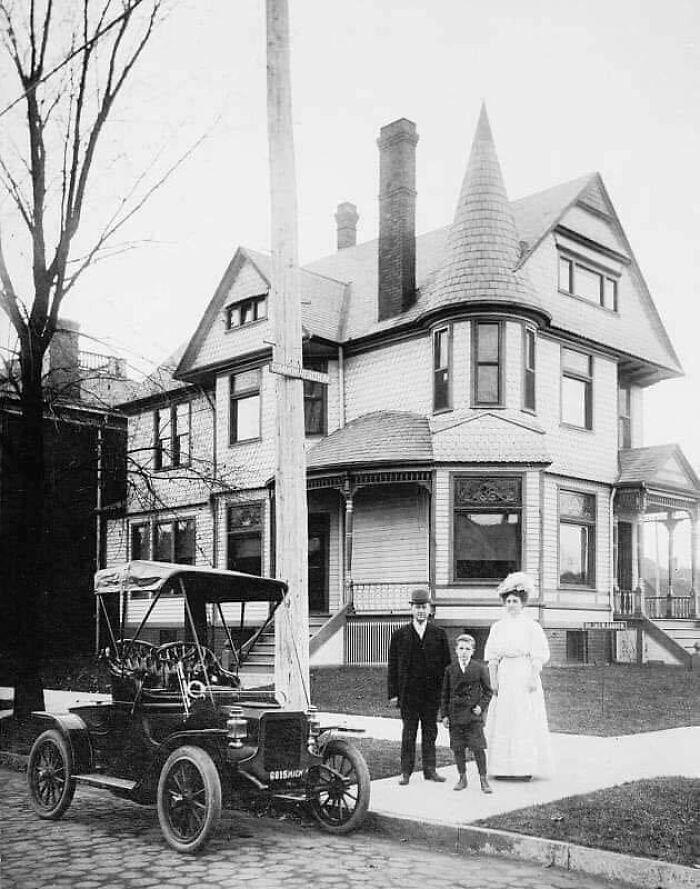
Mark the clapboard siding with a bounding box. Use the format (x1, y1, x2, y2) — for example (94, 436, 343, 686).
(351, 487, 429, 583)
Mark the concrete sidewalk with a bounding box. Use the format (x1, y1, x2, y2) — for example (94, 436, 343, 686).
(319, 710, 700, 823)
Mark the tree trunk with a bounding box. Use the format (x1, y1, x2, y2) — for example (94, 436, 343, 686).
(10, 354, 47, 719)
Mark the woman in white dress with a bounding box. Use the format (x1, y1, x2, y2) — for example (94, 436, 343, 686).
(484, 571, 552, 780)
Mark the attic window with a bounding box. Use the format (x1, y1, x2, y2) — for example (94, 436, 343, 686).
(225, 294, 268, 329)
(558, 255, 618, 311)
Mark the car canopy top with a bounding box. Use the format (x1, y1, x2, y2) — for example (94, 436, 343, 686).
(94, 560, 287, 604)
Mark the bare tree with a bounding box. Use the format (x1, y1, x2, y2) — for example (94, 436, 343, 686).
(0, 0, 166, 718)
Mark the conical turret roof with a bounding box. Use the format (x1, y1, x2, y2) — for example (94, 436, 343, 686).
(427, 105, 547, 319)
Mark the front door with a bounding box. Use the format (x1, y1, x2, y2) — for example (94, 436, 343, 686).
(617, 521, 633, 591)
(308, 514, 330, 614)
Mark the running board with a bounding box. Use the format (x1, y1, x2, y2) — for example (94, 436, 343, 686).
(74, 773, 138, 792)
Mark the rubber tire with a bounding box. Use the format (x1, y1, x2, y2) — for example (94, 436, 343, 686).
(157, 745, 222, 854)
(27, 729, 76, 820)
(309, 738, 370, 834)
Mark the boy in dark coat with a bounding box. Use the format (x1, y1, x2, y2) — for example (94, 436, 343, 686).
(441, 634, 493, 793)
(388, 589, 452, 785)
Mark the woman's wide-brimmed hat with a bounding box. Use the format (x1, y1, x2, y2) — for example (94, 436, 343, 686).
(496, 571, 535, 602)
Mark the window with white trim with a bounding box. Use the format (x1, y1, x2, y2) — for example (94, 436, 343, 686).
(433, 326, 450, 412)
(452, 476, 522, 581)
(225, 294, 268, 329)
(230, 369, 261, 444)
(227, 504, 263, 576)
(472, 321, 502, 407)
(559, 490, 596, 586)
(559, 254, 618, 311)
(523, 327, 536, 412)
(561, 347, 593, 429)
(154, 402, 191, 469)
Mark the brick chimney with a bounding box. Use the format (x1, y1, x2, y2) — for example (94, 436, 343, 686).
(335, 201, 359, 250)
(49, 319, 81, 400)
(377, 118, 418, 321)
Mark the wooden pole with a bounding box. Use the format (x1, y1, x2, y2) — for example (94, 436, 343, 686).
(266, 0, 309, 709)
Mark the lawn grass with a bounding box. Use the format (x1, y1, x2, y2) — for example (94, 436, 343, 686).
(310, 664, 700, 736)
(477, 777, 700, 868)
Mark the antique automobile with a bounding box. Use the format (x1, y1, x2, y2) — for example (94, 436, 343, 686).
(26, 561, 370, 853)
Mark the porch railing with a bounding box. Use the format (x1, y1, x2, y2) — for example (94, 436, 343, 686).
(352, 582, 426, 613)
(645, 596, 695, 620)
(614, 588, 696, 620)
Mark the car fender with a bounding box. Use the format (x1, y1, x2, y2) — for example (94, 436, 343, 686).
(32, 712, 92, 774)
(154, 729, 229, 772)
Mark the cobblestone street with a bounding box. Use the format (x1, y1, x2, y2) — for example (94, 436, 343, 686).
(0, 769, 627, 889)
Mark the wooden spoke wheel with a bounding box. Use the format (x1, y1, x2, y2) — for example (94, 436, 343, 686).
(157, 746, 222, 854)
(27, 729, 76, 819)
(308, 739, 370, 834)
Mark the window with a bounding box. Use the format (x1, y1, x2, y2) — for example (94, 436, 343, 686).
(227, 504, 262, 575)
(230, 369, 261, 444)
(559, 254, 618, 311)
(154, 402, 191, 469)
(472, 321, 502, 406)
(433, 326, 450, 412)
(130, 524, 151, 598)
(225, 294, 268, 329)
(559, 489, 596, 586)
(566, 630, 587, 663)
(304, 361, 327, 436)
(618, 384, 631, 449)
(452, 476, 522, 581)
(130, 523, 149, 560)
(154, 518, 196, 565)
(523, 328, 536, 412)
(561, 348, 593, 429)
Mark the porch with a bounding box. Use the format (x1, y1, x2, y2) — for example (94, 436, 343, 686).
(614, 446, 700, 623)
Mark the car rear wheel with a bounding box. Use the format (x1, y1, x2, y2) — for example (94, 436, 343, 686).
(309, 739, 370, 833)
(157, 745, 222, 853)
(27, 729, 76, 819)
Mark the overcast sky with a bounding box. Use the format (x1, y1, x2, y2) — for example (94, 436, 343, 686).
(2, 0, 699, 467)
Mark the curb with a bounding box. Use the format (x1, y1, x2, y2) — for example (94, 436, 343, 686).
(367, 811, 700, 889)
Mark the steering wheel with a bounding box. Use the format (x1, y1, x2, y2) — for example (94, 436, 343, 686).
(155, 641, 219, 679)
(102, 638, 157, 676)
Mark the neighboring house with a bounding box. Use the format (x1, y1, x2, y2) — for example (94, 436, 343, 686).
(105, 107, 700, 667)
(0, 321, 129, 656)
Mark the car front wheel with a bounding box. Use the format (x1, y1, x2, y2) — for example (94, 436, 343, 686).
(309, 738, 370, 834)
(157, 745, 222, 854)
(27, 729, 76, 819)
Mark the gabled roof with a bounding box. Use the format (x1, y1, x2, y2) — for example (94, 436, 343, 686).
(176, 248, 347, 379)
(307, 411, 432, 471)
(618, 445, 700, 495)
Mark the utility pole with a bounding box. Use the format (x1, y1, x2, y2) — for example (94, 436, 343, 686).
(266, 0, 310, 708)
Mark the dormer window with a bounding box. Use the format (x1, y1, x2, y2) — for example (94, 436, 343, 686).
(559, 254, 618, 311)
(225, 294, 268, 329)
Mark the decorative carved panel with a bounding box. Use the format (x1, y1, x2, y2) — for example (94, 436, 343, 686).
(454, 477, 521, 507)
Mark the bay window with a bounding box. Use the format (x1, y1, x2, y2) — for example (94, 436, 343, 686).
(452, 476, 522, 581)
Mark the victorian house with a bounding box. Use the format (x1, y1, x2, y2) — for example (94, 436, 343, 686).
(105, 106, 700, 668)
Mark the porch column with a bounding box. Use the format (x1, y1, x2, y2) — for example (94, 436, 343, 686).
(663, 515, 682, 616)
(341, 476, 355, 608)
(691, 507, 700, 618)
(635, 511, 646, 616)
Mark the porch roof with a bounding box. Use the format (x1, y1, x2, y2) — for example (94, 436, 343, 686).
(307, 411, 432, 471)
(616, 444, 700, 509)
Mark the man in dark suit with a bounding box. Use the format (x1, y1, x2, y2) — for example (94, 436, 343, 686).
(388, 588, 451, 785)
